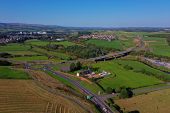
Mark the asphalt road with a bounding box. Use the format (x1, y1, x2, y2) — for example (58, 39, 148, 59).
(42, 66, 118, 113)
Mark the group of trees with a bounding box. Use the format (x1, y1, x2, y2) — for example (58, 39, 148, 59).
(65, 45, 108, 59)
(0, 60, 12, 66)
(70, 61, 82, 72)
(105, 86, 133, 99)
(46, 44, 64, 50)
(0, 53, 12, 58)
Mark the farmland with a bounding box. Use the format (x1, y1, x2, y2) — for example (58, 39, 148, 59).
(115, 88, 170, 113)
(0, 43, 40, 56)
(25, 39, 76, 47)
(86, 39, 123, 50)
(1, 30, 170, 113)
(0, 66, 29, 79)
(32, 47, 71, 60)
(0, 43, 31, 53)
(143, 37, 170, 57)
(114, 60, 170, 81)
(11, 55, 49, 61)
(92, 60, 163, 90)
(0, 79, 89, 113)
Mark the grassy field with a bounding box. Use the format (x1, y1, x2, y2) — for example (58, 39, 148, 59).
(0, 43, 30, 52)
(0, 79, 89, 113)
(25, 39, 76, 47)
(0, 43, 41, 56)
(114, 59, 170, 79)
(115, 88, 170, 113)
(0, 66, 29, 79)
(32, 47, 71, 60)
(143, 37, 170, 57)
(7, 51, 40, 55)
(69, 75, 103, 94)
(92, 60, 162, 90)
(86, 39, 123, 50)
(11, 55, 49, 61)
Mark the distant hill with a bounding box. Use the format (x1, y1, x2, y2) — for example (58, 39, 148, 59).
(0, 23, 170, 32)
(0, 23, 66, 32)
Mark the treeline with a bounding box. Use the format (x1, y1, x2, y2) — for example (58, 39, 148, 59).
(45, 44, 109, 59)
(0, 60, 12, 66)
(65, 45, 109, 59)
(145, 33, 170, 38)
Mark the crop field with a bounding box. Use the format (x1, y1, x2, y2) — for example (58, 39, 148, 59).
(26, 39, 76, 47)
(0, 79, 89, 113)
(0, 66, 29, 79)
(86, 39, 123, 50)
(115, 88, 170, 113)
(92, 60, 162, 90)
(143, 37, 170, 57)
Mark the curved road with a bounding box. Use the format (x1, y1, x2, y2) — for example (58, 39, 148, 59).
(42, 66, 119, 113)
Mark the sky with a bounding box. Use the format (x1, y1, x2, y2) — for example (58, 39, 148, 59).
(0, 0, 170, 27)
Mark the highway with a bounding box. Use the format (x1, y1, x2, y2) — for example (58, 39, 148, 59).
(17, 47, 136, 113)
(42, 65, 119, 113)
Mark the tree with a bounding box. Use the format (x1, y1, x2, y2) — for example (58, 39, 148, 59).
(115, 87, 122, 93)
(119, 88, 133, 98)
(76, 61, 82, 70)
(70, 63, 76, 72)
(106, 87, 113, 94)
(120, 88, 129, 98)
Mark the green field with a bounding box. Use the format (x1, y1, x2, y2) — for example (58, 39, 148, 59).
(11, 55, 49, 61)
(0, 43, 40, 56)
(114, 60, 170, 79)
(144, 37, 170, 57)
(32, 47, 71, 60)
(0, 66, 29, 79)
(0, 43, 30, 52)
(7, 51, 40, 56)
(92, 60, 163, 90)
(25, 39, 76, 47)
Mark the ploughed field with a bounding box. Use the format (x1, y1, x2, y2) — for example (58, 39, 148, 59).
(115, 88, 170, 113)
(0, 79, 88, 113)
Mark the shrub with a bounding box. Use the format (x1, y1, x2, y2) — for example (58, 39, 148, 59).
(123, 65, 133, 70)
